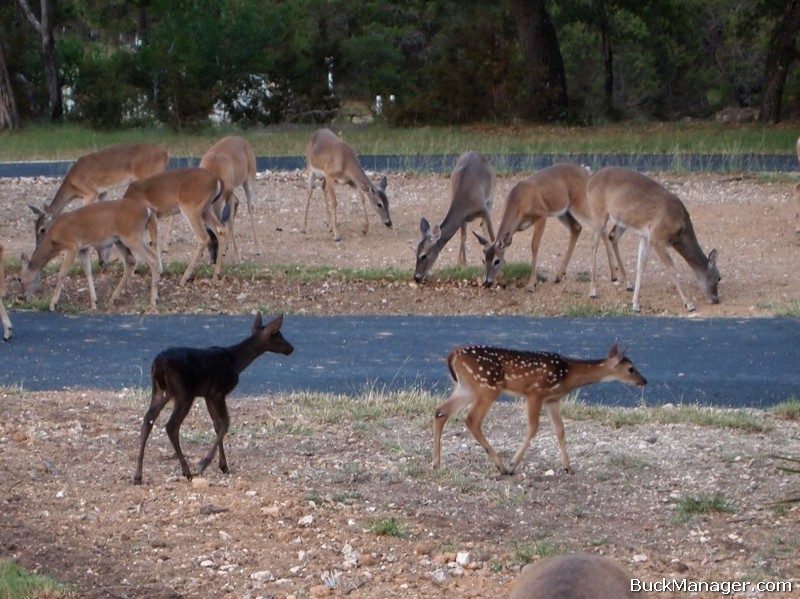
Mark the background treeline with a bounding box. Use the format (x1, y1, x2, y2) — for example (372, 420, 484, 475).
(2, 0, 800, 131)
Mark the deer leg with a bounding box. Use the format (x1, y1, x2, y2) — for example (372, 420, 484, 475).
(0, 299, 11, 341)
(220, 192, 240, 262)
(109, 243, 135, 305)
(545, 400, 571, 473)
(589, 216, 610, 299)
(432, 382, 475, 469)
(651, 242, 696, 311)
(631, 236, 652, 313)
(164, 393, 196, 481)
(133, 382, 172, 485)
(161, 214, 175, 251)
(179, 210, 213, 285)
(481, 209, 496, 243)
(464, 391, 508, 474)
(203, 207, 228, 280)
(242, 178, 260, 254)
(302, 172, 316, 233)
(327, 181, 342, 241)
(126, 227, 161, 311)
(358, 189, 370, 236)
(458, 224, 468, 266)
(77, 248, 99, 311)
(554, 212, 582, 283)
(199, 395, 230, 474)
(526, 217, 546, 291)
(49, 249, 77, 311)
(507, 396, 544, 474)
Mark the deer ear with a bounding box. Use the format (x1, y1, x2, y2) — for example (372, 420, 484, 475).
(379, 176, 387, 191)
(420, 218, 430, 236)
(607, 340, 620, 359)
(265, 313, 284, 332)
(707, 249, 718, 268)
(252, 311, 263, 332)
(498, 232, 513, 248)
(473, 231, 490, 247)
(29, 204, 46, 217)
(430, 224, 442, 243)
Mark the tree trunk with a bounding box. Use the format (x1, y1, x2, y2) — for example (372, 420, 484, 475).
(0, 31, 20, 130)
(510, 0, 568, 121)
(594, 0, 614, 118)
(759, 0, 800, 123)
(17, 0, 63, 120)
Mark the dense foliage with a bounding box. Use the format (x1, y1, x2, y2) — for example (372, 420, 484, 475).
(1, 0, 799, 129)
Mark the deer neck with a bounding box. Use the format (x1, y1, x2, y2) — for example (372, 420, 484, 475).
(434, 209, 468, 248)
(226, 336, 264, 374)
(671, 221, 709, 273)
(555, 358, 612, 389)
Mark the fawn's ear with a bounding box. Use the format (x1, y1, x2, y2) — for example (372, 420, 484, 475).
(265, 313, 284, 333)
(252, 311, 263, 332)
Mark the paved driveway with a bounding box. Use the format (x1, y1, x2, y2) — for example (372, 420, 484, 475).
(2, 313, 797, 408)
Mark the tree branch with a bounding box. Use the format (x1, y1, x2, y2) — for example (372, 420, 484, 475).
(16, 0, 43, 35)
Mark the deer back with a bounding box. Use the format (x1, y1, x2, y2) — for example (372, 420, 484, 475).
(49, 143, 168, 214)
(123, 168, 221, 217)
(199, 136, 256, 194)
(448, 346, 571, 396)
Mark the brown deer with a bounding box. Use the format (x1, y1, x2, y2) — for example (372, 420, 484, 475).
(432, 342, 646, 475)
(509, 553, 644, 599)
(120, 167, 227, 284)
(199, 135, 259, 260)
(20, 197, 161, 311)
(303, 128, 391, 241)
(474, 163, 600, 291)
(587, 166, 720, 312)
(133, 313, 294, 484)
(31, 143, 168, 246)
(0, 243, 12, 341)
(415, 152, 495, 282)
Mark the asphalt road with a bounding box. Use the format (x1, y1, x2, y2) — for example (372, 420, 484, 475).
(1, 312, 797, 408)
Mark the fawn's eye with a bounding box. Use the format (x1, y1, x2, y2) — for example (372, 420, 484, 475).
(376, 202, 383, 208)
(493, 259, 501, 266)
(420, 253, 427, 260)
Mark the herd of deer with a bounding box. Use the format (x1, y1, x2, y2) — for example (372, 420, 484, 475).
(2, 131, 796, 597)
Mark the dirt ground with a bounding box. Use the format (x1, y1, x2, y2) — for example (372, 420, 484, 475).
(0, 169, 799, 598)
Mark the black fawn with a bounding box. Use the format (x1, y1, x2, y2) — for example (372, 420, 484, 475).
(432, 342, 647, 475)
(133, 313, 294, 484)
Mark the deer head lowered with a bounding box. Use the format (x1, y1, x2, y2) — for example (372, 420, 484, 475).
(415, 151, 495, 282)
(133, 313, 294, 485)
(587, 166, 720, 312)
(303, 128, 391, 242)
(432, 342, 647, 475)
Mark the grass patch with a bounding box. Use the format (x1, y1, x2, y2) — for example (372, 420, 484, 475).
(560, 303, 631, 317)
(771, 398, 800, 421)
(0, 560, 70, 599)
(673, 493, 735, 523)
(287, 386, 433, 426)
(561, 395, 765, 431)
(757, 300, 800, 317)
(1, 121, 795, 162)
(369, 517, 409, 538)
(511, 540, 565, 564)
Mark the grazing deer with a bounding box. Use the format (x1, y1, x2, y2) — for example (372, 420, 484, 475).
(509, 553, 643, 599)
(31, 143, 168, 246)
(199, 135, 260, 260)
(133, 313, 294, 484)
(20, 198, 161, 311)
(0, 244, 12, 341)
(121, 168, 227, 284)
(475, 163, 597, 291)
(303, 128, 391, 241)
(432, 342, 646, 475)
(415, 152, 495, 282)
(587, 166, 720, 312)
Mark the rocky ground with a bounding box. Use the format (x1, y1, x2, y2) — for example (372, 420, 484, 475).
(0, 169, 799, 598)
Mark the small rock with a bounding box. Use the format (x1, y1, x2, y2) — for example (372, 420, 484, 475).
(456, 551, 472, 566)
(298, 514, 314, 527)
(250, 570, 273, 581)
(633, 554, 648, 563)
(191, 477, 209, 489)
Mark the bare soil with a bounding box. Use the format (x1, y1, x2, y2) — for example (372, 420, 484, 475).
(1, 170, 799, 598)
